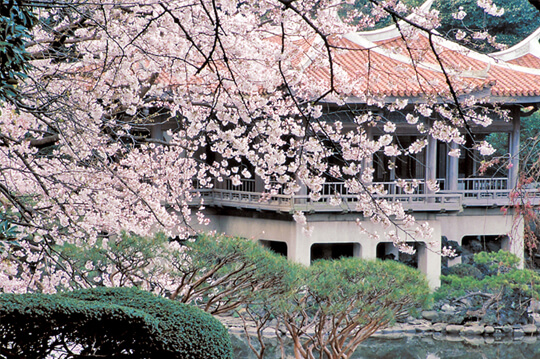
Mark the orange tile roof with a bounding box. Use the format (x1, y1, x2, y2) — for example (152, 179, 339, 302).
(77, 28, 540, 105)
(508, 53, 540, 69)
(299, 32, 540, 103)
(375, 35, 540, 97)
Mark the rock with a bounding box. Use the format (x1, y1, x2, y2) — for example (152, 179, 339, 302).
(408, 318, 426, 325)
(262, 327, 276, 338)
(422, 310, 439, 321)
(522, 324, 538, 335)
(445, 325, 464, 335)
(463, 336, 485, 346)
(445, 335, 464, 342)
(501, 325, 513, 334)
(484, 326, 495, 335)
(461, 325, 484, 336)
(415, 325, 432, 333)
(431, 323, 445, 332)
(441, 304, 456, 313)
(514, 328, 525, 339)
(531, 300, 540, 314)
(438, 312, 465, 324)
(532, 313, 540, 326)
(381, 332, 406, 340)
(485, 337, 495, 344)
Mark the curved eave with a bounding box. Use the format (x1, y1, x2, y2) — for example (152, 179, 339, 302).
(491, 27, 540, 63)
(485, 95, 540, 105)
(354, 0, 435, 42)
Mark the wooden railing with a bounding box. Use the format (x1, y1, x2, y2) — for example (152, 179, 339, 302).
(293, 192, 463, 212)
(192, 189, 463, 212)
(458, 178, 508, 193)
(322, 179, 446, 195)
(224, 178, 255, 192)
(190, 177, 540, 212)
(194, 189, 293, 212)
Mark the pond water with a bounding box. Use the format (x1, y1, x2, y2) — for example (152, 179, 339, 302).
(231, 334, 540, 359)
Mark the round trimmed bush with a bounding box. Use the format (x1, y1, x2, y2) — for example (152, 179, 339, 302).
(0, 287, 232, 359)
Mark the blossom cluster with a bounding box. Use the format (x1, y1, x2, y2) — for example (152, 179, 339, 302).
(0, 0, 507, 293)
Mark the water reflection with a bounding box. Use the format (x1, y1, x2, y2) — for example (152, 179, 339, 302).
(232, 334, 540, 359)
(355, 335, 540, 359)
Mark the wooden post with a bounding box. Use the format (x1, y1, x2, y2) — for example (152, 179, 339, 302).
(508, 111, 520, 189)
(447, 142, 459, 191)
(425, 134, 437, 195)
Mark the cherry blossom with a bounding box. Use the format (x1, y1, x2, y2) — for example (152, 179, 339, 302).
(0, 0, 519, 294)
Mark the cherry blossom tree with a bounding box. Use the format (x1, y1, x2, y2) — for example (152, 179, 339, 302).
(0, 0, 524, 293)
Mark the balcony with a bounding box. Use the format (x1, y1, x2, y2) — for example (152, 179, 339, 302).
(191, 177, 539, 213)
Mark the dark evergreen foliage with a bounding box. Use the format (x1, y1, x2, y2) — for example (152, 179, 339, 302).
(0, 0, 33, 101)
(443, 263, 484, 280)
(434, 0, 540, 52)
(435, 251, 540, 325)
(0, 287, 233, 359)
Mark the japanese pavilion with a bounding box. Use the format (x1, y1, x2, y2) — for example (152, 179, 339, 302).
(153, 6, 540, 288)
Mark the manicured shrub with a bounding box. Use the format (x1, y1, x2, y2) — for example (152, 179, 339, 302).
(0, 287, 233, 359)
(434, 250, 540, 325)
(444, 263, 484, 280)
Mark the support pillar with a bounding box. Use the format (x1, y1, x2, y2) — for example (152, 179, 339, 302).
(425, 134, 437, 196)
(362, 126, 374, 184)
(150, 123, 163, 140)
(385, 243, 399, 260)
(291, 222, 312, 267)
(361, 240, 378, 260)
(505, 217, 525, 269)
(417, 241, 441, 289)
(508, 113, 520, 189)
(447, 142, 459, 191)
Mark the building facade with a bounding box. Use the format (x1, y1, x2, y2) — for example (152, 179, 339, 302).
(152, 18, 540, 288)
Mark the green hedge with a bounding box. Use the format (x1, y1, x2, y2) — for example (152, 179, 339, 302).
(0, 287, 233, 358)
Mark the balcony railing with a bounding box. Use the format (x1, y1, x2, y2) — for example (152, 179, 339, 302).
(192, 189, 464, 212)
(319, 178, 508, 196)
(190, 177, 539, 213)
(224, 178, 255, 192)
(321, 179, 455, 196)
(293, 192, 463, 212)
(459, 178, 508, 193)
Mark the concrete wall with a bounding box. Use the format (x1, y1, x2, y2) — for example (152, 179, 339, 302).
(198, 212, 442, 288)
(440, 208, 524, 266)
(193, 207, 522, 289)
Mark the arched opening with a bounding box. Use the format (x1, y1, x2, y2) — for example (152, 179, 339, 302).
(376, 242, 419, 268)
(310, 243, 360, 263)
(259, 240, 288, 257)
(461, 235, 505, 264)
